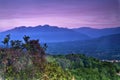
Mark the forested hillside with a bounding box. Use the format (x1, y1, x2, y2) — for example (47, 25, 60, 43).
(47, 34, 120, 59)
(0, 35, 120, 80)
(48, 54, 120, 80)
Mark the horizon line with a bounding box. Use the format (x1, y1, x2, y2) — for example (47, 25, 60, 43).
(0, 24, 120, 32)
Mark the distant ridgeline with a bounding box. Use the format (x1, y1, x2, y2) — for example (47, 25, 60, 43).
(47, 33, 120, 60)
(0, 25, 120, 59)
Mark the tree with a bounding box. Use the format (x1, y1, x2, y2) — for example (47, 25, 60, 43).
(23, 35, 30, 44)
(43, 43, 48, 51)
(10, 40, 15, 48)
(2, 34, 10, 47)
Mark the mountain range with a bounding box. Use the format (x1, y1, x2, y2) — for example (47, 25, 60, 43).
(0, 25, 120, 42)
(73, 27, 120, 38)
(0, 25, 120, 59)
(0, 25, 89, 42)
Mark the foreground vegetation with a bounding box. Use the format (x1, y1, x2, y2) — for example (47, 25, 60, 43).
(0, 35, 120, 80)
(49, 54, 120, 80)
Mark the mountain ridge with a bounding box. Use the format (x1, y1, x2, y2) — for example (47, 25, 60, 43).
(0, 25, 90, 42)
(73, 26, 120, 38)
(0, 25, 120, 42)
(0, 25, 120, 59)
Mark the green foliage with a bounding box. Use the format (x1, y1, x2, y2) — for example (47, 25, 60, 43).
(0, 34, 120, 80)
(43, 62, 72, 80)
(0, 35, 72, 80)
(52, 54, 120, 80)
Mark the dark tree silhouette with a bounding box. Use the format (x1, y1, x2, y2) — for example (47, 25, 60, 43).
(23, 35, 30, 44)
(2, 34, 10, 47)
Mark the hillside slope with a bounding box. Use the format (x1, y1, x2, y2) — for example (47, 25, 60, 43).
(73, 27, 120, 38)
(47, 34, 120, 59)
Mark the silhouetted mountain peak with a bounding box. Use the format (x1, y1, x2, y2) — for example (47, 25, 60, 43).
(14, 26, 27, 29)
(0, 25, 90, 42)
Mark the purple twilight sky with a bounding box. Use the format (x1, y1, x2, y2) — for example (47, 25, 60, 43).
(0, 0, 120, 31)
